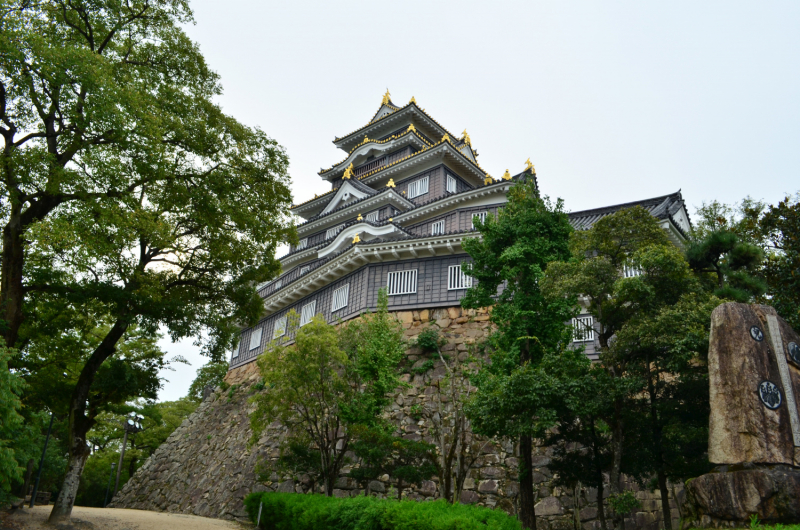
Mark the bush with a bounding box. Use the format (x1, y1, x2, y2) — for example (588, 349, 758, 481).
(244, 491, 521, 530)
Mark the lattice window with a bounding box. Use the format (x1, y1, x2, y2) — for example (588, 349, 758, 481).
(300, 266, 310, 275)
(387, 269, 418, 296)
(447, 175, 457, 194)
(331, 284, 350, 313)
(297, 238, 308, 250)
(325, 224, 345, 240)
(623, 264, 642, 278)
(366, 211, 379, 223)
(471, 211, 487, 229)
(431, 219, 445, 236)
(407, 176, 429, 199)
(300, 301, 317, 326)
(572, 316, 595, 342)
(448, 265, 472, 290)
(273, 316, 287, 339)
(248, 328, 263, 350)
(231, 341, 240, 358)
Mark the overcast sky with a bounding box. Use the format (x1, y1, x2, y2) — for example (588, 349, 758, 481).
(156, 0, 800, 401)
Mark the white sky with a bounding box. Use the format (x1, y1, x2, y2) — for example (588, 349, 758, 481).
(157, 0, 800, 401)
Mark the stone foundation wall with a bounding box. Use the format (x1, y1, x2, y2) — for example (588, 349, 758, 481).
(113, 306, 683, 529)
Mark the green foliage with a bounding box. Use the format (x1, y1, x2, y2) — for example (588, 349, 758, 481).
(415, 327, 446, 353)
(411, 359, 436, 375)
(607, 492, 641, 517)
(761, 194, 800, 329)
(686, 229, 766, 302)
(243, 492, 522, 530)
(187, 361, 229, 402)
(0, 346, 25, 502)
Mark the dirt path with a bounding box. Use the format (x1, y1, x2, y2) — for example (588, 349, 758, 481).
(6, 505, 251, 530)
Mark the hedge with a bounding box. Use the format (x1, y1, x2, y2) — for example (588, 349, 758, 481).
(244, 491, 522, 530)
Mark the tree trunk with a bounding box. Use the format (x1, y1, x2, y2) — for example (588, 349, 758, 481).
(645, 364, 672, 530)
(49, 318, 129, 523)
(19, 458, 34, 497)
(609, 399, 624, 530)
(1, 206, 25, 348)
(658, 471, 672, 530)
(519, 434, 537, 530)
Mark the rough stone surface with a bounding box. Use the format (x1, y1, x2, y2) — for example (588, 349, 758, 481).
(683, 465, 800, 527)
(708, 303, 800, 466)
(113, 306, 678, 528)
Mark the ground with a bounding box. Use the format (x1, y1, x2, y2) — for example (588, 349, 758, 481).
(3, 506, 251, 530)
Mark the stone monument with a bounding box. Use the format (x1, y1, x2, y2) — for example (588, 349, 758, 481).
(683, 303, 800, 527)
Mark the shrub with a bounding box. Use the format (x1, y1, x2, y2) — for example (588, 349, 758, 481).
(244, 491, 521, 530)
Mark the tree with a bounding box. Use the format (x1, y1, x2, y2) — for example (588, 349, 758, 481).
(686, 231, 765, 302)
(462, 176, 576, 530)
(761, 194, 800, 329)
(2, 0, 294, 522)
(187, 361, 229, 402)
(0, 345, 26, 503)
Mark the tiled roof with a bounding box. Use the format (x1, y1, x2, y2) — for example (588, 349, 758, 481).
(297, 188, 413, 229)
(568, 191, 688, 235)
(320, 128, 432, 176)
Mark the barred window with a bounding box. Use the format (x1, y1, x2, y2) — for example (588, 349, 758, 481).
(471, 211, 487, 229)
(248, 328, 263, 350)
(325, 224, 345, 240)
(231, 341, 240, 358)
(300, 301, 317, 326)
(273, 279, 282, 290)
(448, 265, 472, 290)
(273, 316, 287, 339)
(407, 176, 429, 199)
(572, 316, 595, 342)
(623, 264, 642, 278)
(331, 284, 350, 313)
(431, 219, 445, 236)
(300, 266, 310, 275)
(447, 175, 457, 193)
(387, 269, 418, 296)
(366, 211, 379, 223)
(297, 238, 308, 250)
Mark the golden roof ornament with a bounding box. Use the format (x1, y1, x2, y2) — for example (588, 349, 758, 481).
(409, 96, 416, 104)
(484, 175, 494, 185)
(502, 169, 512, 180)
(357, 213, 363, 221)
(441, 133, 450, 143)
(386, 178, 396, 188)
(382, 89, 391, 105)
(352, 233, 361, 244)
(461, 129, 471, 146)
(342, 163, 353, 180)
(407, 124, 416, 133)
(525, 158, 534, 172)
(388, 218, 393, 222)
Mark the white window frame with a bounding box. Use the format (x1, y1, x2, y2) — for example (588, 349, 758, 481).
(431, 219, 445, 236)
(300, 301, 317, 327)
(572, 316, 595, 342)
(471, 211, 487, 229)
(273, 316, 287, 339)
(407, 176, 429, 199)
(231, 341, 240, 358)
(623, 264, 642, 278)
(447, 175, 457, 194)
(297, 238, 308, 251)
(325, 224, 345, 240)
(331, 284, 350, 313)
(300, 266, 310, 275)
(387, 269, 418, 296)
(248, 328, 263, 351)
(448, 265, 473, 290)
(365, 211, 379, 223)
(273, 279, 282, 290)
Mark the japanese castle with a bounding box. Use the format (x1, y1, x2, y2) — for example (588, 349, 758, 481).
(230, 92, 693, 369)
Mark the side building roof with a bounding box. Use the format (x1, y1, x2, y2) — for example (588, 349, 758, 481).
(568, 191, 691, 238)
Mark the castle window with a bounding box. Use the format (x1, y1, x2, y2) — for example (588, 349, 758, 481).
(387, 269, 418, 296)
(273, 316, 287, 339)
(572, 316, 595, 342)
(273, 279, 282, 290)
(297, 238, 308, 251)
(447, 175, 457, 194)
(407, 176, 429, 199)
(300, 300, 317, 326)
(366, 211, 379, 223)
(331, 284, 350, 313)
(248, 328, 263, 350)
(471, 211, 487, 229)
(448, 265, 472, 290)
(300, 266, 310, 275)
(431, 219, 445, 236)
(623, 264, 642, 278)
(231, 341, 240, 358)
(325, 224, 345, 240)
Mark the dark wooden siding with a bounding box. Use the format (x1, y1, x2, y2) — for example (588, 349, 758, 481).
(403, 203, 504, 237)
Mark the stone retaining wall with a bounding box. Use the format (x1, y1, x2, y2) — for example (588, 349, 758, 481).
(113, 306, 683, 529)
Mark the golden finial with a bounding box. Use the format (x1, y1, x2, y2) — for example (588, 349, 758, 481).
(407, 124, 416, 133)
(441, 133, 450, 143)
(461, 129, 471, 145)
(386, 178, 396, 188)
(409, 96, 416, 104)
(352, 233, 361, 244)
(388, 218, 393, 222)
(502, 169, 511, 180)
(401, 190, 406, 195)
(484, 175, 494, 185)
(382, 89, 391, 105)
(357, 213, 363, 221)
(342, 163, 353, 180)
(525, 158, 533, 172)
